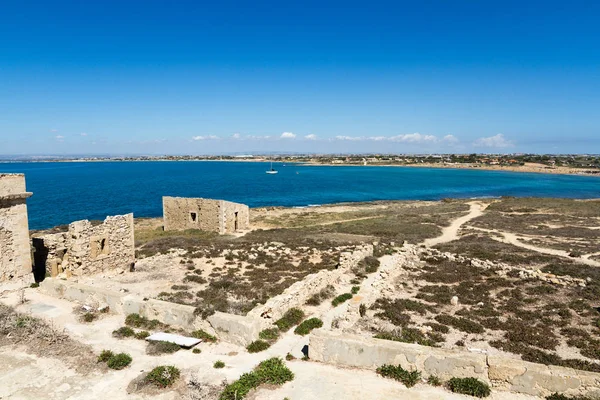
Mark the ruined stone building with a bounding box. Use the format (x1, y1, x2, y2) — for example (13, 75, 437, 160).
(0, 174, 33, 281)
(163, 197, 250, 234)
(32, 214, 135, 278)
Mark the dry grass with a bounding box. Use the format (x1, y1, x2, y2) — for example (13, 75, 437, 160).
(0, 304, 98, 373)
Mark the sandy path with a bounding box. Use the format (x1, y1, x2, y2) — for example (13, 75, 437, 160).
(423, 201, 488, 247)
(470, 227, 600, 268)
(252, 361, 541, 400)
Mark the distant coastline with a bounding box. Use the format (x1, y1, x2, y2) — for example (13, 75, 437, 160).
(1, 156, 599, 178)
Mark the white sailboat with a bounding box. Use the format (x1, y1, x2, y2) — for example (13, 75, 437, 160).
(266, 161, 278, 174)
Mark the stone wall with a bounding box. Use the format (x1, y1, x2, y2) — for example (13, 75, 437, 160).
(163, 196, 249, 234)
(310, 330, 600, 398)
(0, 174, 33, 281)
(247, 245, 373, 327)
(32, 214, 135, 277)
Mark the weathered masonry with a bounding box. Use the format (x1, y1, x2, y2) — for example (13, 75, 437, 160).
(0, 174, 33, 281)
(32, 214, 135, 278)
(162, 197, 250, 234)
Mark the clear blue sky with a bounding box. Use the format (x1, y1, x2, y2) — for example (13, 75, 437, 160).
(1, 0, 599, 155)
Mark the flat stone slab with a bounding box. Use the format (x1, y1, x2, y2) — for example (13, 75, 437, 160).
(146, 332, 201, 348)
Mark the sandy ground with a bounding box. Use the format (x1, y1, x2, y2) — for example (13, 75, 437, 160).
(0, 283, 544, 400)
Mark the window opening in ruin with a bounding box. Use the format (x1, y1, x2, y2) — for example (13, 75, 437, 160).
(100, 238, 106, 251)
(234, 211, 239, 231)
(190, 212, 197, 222)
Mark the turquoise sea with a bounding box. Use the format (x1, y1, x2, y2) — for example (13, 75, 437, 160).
(1, 161, 599, 230)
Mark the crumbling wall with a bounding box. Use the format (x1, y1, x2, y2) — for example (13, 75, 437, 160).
(247, 245, 373, 326)
(0, 174, 33, 281)
(221, 200, 250, 233)
(33, 214, 134, 277)
(310, 330, 600, 398)
(163, 196, 249, 234)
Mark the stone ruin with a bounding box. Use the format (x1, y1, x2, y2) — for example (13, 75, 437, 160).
(32, 214, 135, 278)
(0, 174, 33, 281)
(162, 196, 249, 234)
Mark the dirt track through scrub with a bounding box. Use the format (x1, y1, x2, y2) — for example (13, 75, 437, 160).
(423, 201, 488, 247)
(470, 226, 600, 268)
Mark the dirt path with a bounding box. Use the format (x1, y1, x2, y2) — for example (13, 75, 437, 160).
(423, 201, 488, 247)
(470, 227, 600, 268)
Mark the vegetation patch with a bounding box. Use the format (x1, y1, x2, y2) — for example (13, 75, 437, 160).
(125, 313, 166, 331)
(435, 314, 484, 334)
(97, 350, 132, 370)
(294, 318, 323, 336)
(259, 328, 280, 341)
(213, 360, 225, 369)
(144, 365, 181, 388)
(332, 293, 353, 307)
(374, 328, 442, 347)
(246, 340, 271, 353)
(274, 308, 305, 331)
(112, 326, 135, 338)
(190, 329, 218, 343)
(376, 364, 421, 388)
(146, 341, 180, 355)
(447, 377, 491, 398)
(305, 285, 335, 306)
(219, 357, 294, 400)
(107, 353, 133, 370)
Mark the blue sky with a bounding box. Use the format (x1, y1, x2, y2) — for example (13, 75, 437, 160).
(1, 0, 599, 155)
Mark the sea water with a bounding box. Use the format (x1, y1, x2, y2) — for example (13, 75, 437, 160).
(1, 161, 599, 229)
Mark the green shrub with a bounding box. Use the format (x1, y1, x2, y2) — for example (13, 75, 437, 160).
(285, 353, 296, 361)
(98, 350, 114, 363)
(82, 312, 96, 323)
(190, 329, 217, 343)
(145, 365, 181, 388)
(107, 353, 132, 370)
(332, 293, 353, 307)
(112, 326, 135, 338)
(147, 341, 180, 355)
(294, 318, 323, 336)
(427, 375, 442, 386)
(246, 340, 271, 353)
(447, 377, 491, 398)
(30, 282, 40, 288)
(192, 348, 201, 354)
(274, 308, 305, 331)
(219, 358, 294, 400)
(259, 328, 280, 341)
(214, 360, 225, 369)
(376, 364, 421, 388)
(135, 329, 151, 339)
(351, 286, 360, 294)
(125, 313, 162, 330)
(134, 330, 150, 340)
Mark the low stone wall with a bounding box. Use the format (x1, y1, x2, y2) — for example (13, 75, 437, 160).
(39, 278, 255, 345)
(40, 278, 126, 313)
(310, 329, 487, 381)
(207, 312, 262, 347)
(247, 245, 374, 327)
(310, 330, 600, 398)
